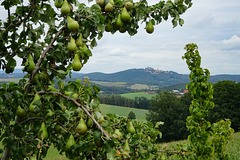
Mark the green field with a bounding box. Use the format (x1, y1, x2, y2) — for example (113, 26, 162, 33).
(91, 81, 159, 90)
(121, 91, 156, 99)
(91, 81, 127, 87)
(99, 104, 148, 121)
(0, 78, 19, 83)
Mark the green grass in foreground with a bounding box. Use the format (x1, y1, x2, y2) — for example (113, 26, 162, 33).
(159, 132, 240, 160)
(120, 92, 156, 99)
(99, 104, 148, 121)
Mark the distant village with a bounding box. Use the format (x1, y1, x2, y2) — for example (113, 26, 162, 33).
(144, 67, 175, 74)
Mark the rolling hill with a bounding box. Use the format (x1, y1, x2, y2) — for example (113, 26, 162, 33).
(71, 67, 240, 87)
(1, 68, 240, 88)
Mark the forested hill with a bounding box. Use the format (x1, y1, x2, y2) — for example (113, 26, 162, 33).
(1, 68, 240, 87)
(72, 68, 189, 87)
(71, 68, 240, 87)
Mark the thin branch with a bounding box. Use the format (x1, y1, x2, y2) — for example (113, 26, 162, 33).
(1, 148, 10, 160)
(24, 27, 65, 93)
(158, 150, 192, 155)
(8, 8, 10, 23)
(20, 117, 44, 124)
(5, 0, 36, 32)
(39, 91, 111, 139)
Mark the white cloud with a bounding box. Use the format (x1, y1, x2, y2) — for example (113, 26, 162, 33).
(210, 35, 240, 50)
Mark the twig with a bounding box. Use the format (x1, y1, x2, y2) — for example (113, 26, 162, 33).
(20, 117, 44, 124)
(5, 0, 36, 32)
(38, 91, 111, 139)
(8, 8, 10, 23)
(158, 150, 192, 155)
(24, 27, 65, 93)
(1, 148, 9, 160)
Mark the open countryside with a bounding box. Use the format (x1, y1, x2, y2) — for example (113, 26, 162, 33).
(99, 104, 148, 121)
(120, 91, 156, 99)
(0, 68, 240, 159)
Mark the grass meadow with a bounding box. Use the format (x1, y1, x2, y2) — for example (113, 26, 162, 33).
(120, 91, 156, 99)
(99, 104, 148, 121)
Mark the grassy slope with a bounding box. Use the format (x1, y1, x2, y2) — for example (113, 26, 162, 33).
(91, 81, 127, 87)
(121, 92, 156, 99)
(159, 132, 240, 160)
(128, 84, 149, 90)
(99, 104, 148, 121)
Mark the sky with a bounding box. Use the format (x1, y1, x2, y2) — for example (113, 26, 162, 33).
(1, 0, 240, 75)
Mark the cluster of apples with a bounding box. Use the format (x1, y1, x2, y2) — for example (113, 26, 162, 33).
(55, 0, 92, 71)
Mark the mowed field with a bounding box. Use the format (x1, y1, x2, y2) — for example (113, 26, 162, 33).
(120, 91, 156, 99)
(92, 81, 158, 90)
(92, 81, 127, 87)
(99, 104, 148, 121)
(0, 78, 19, 83)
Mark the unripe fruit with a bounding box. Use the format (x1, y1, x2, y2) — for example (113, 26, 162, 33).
(26, 54, 35, 72)
(61, 0, 71, 15)
(121, 7, 131, 23)
(76, 118, 88, 134)
(87, 118, 94, 127)
(72, 54, 82, 71)
(104, 3, 113, 12)
(76, 33, 83, 47)
(127, 121, 135, 134)
(55, 0, 64, 8)
(146, 20, 154, 34)
(116, 14, 123, 29)
(125, 2, 133, 10)
(96, 0, 104, 7)
(67, 16, 79, 32)
(67, 37, 77, 52)
(66, 134, 76, 149)
(109, 0, 114, 5)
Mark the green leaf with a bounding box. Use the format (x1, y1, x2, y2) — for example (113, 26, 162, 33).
(179, 18, 184, 26)
(6, 58, 16, 73)
(90, 96, 100, 109)
(91, 38, 97, 47)
(107, 148, 116, 160)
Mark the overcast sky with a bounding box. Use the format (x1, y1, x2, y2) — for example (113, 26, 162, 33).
(1, 0, 240, 75)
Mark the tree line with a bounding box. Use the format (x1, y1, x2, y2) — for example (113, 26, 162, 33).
(147, 80, 240, 142)
(99, 94, 150, 109)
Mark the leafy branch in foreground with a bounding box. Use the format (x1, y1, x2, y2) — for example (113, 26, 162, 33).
(182, 43, 234, 160)
(0, 0, 194, 159)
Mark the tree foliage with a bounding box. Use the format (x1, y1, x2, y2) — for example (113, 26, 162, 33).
(0, 0, 193, 159)
(208, 80, 240, 132)
(100, 94, 150, 109)
(182, 43, 234, 159)
(146, 91, 191, 142)
(127, 111, 136, 120)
